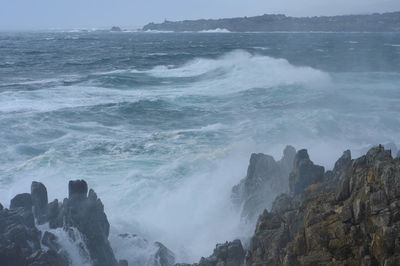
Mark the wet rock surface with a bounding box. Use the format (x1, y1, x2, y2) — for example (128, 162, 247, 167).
(0, 180, 121, 266)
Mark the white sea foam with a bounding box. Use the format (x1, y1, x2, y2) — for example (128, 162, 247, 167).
(0, 86, 154, 113)
(199, 28, 231, 33)
(2, 38, 400, 266)
(252, 46, 270, 50)
(144, 30, 174, 33)
(36, 223, 92, 266)
(144, 50, 331, 94)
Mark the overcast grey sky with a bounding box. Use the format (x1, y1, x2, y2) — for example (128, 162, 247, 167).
(1, 0, 400, 30)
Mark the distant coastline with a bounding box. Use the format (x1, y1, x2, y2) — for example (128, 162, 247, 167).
(142, 11, 400, 32)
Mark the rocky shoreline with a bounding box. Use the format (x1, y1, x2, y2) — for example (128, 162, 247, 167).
(1, 145, 400, 265)
(143, 12, 400, 32)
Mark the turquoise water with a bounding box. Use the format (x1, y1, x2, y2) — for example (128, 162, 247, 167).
(1, 31, 400, 263)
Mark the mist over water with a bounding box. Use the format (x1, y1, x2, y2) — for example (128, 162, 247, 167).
(1, 31, 400, 264)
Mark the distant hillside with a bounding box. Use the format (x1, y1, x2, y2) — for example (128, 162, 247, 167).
(142, 12, 400, 32)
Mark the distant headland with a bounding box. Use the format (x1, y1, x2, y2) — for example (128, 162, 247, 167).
(142, 11, 400, 32)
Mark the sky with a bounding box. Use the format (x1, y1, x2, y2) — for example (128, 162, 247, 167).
(1, 0, 400, 30)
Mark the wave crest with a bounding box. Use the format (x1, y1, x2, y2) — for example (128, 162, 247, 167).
(144, 50, 331, 94)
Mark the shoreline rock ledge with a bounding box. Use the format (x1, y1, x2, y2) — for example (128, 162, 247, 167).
(0, 180, 126, 266)
(246, 145, 400, 265)
(2, 144, 400, 266)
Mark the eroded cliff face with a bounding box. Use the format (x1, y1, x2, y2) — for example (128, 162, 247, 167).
(246, 145, 400, 266)
(231, 146, 296, 222)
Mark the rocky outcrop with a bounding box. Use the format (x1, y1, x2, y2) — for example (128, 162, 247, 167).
(0, 196, 68, 266)
(0, 180, 124, 266)
(289, 149, 324, 195)
(176, 239, 245, 266)
(245, 145, 400, 265)
(231, 146, 296, 222)
(113, 233, 176, 266)
(110, 26, 122, 32)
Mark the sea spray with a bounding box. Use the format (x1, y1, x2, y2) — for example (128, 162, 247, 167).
(1, 32, 400, 265)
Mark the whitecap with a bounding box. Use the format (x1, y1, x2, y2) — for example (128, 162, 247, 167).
(199, 28, 231, 33)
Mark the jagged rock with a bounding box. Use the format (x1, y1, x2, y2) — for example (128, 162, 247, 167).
(31, 182, 48, 224)
(0, 206, 41, 262)
(42, 231, 61, 252)
(26, 250, 69, 266)
(0, 203, 3, 211)
(154, 242, 175, 266)
(10, 193, 32, 210)
(110, 26, 122, 32)
(119, 260, 129, 266)
(190, 239, 245, 266)
(62, 183, 118, 266)
(384, 142, 398, 158)
(289, 149, 324, 195)
(68, 179, 88, 199)
(231, 145, 296, 222)
(333, 150, 351, 177)
(0, 243, 26, 266)
(271, 193, 294, 215)
(47, 199, 61, 229)
(1, 180, 123, 266)
(245, 145, 400, 265)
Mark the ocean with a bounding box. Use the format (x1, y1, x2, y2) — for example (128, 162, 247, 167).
(1, 31, 400, 264)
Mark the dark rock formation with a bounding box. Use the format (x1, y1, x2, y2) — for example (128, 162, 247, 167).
(31, 181, 48, 224)
(110, 26, 122, 32)
(245, 145, 400, 265)
(177, 239, 245, 266)
(0, 180, 123, 266)
(231, 146, 296, 222)
(384, 142, 398, 158)
(10, 193, 32, 210)
(0, 205, 68, 266)
(288, 149, 324, 195)
(154, 242, 175, 266)
(143, 12, 400, 32)
(114, 233, 176, 266)
(68, 179, 88, 199)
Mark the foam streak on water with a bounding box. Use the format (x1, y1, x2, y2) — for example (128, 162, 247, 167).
(1, 32, 400, 264)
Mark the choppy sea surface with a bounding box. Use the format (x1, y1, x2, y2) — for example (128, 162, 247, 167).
(1, 31, 400, 264)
